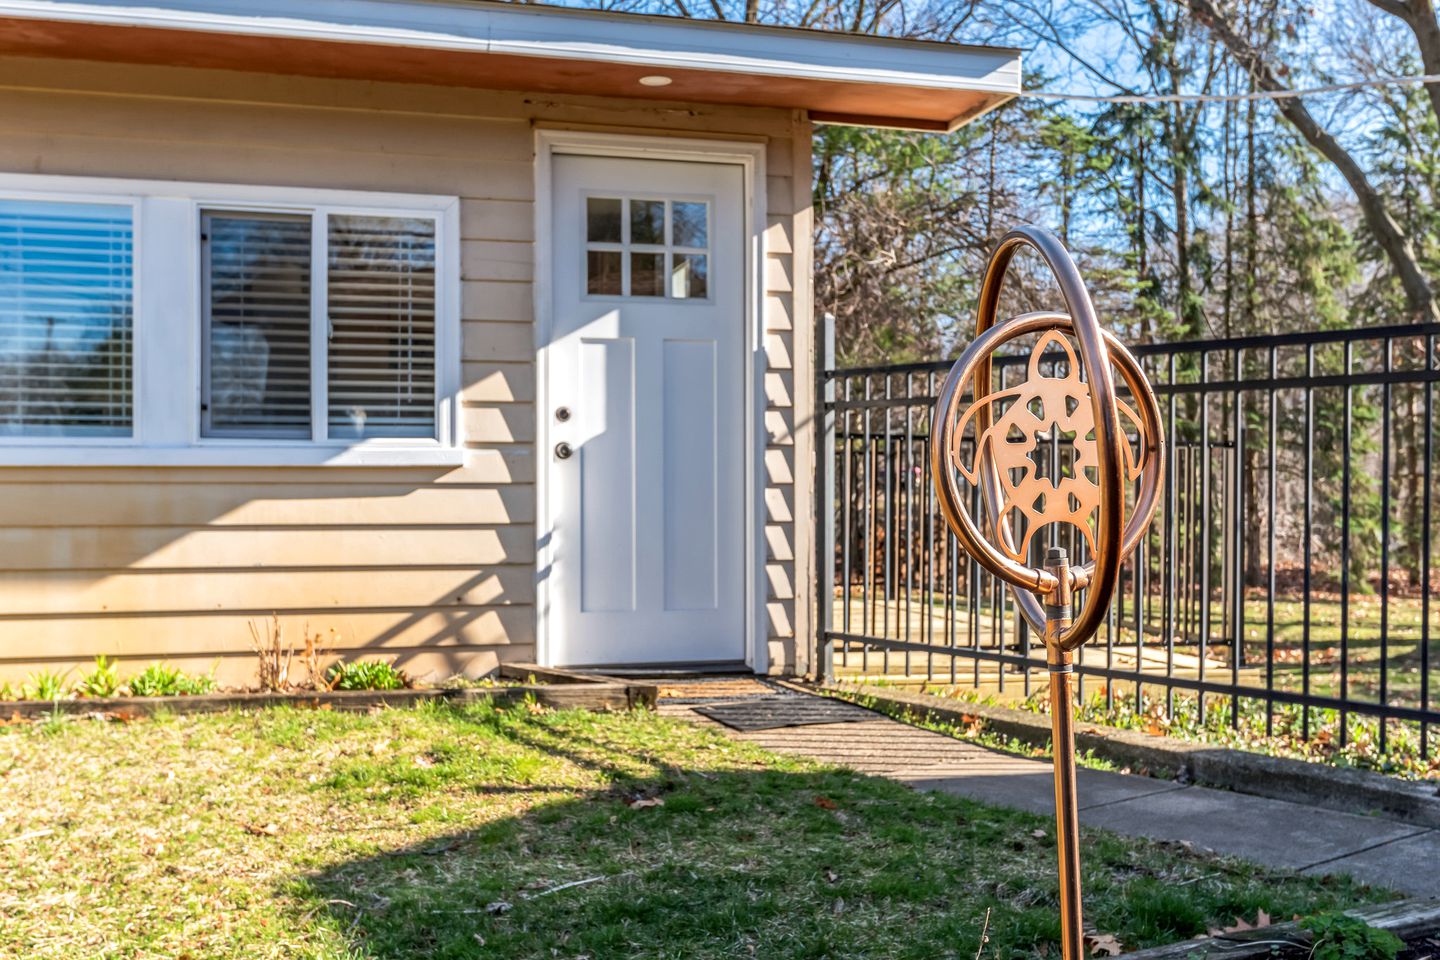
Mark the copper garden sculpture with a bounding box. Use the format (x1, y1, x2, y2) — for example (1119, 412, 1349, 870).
(931, 226, 1165, 960)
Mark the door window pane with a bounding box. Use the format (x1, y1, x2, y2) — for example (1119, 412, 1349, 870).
(630, 253, 665, 297)
(629, 200, 666, 245)
(671, 254, 708, 299)
(587, 250, 622, 295)
(327, 215, 436, 439)
(0, 200, 133, 437)
(586, 197, 622, 243)
(203, 212, 312, 438)
(672, 202, 707, 248)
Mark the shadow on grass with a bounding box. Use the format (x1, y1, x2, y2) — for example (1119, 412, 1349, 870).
(286, 712, 1384, 960)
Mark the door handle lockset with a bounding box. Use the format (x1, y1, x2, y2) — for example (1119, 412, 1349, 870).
(554, 441, 574, 460)
(555, 406, 572, 422)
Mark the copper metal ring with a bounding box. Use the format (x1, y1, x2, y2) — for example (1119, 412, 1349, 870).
(929, 227, 1165, 649)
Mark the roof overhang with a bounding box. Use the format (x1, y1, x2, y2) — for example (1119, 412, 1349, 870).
(0, 0, 1022, 131)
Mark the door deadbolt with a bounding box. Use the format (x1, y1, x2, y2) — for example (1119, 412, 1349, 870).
(554, 441, 574, 460)
(555, 406, 571, 422)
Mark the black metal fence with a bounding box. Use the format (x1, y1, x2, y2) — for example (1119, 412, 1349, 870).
(816, 321, 1440, 757)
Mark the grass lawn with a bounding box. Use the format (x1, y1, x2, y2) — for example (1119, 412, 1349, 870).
(0, 701, 1394, 960)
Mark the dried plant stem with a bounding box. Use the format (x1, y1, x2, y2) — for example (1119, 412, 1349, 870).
(247, 614, 294, 692)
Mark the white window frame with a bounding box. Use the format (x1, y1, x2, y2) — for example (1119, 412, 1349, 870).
(0, 173, 462, 467)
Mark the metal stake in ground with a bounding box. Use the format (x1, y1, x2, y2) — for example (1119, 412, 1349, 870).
(931, 226, 1165, 960)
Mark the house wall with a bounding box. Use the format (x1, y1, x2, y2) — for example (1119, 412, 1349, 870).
(0, 55, 815, 686)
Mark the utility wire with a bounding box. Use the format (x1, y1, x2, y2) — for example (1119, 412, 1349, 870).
(1021, 73, 1440, 104)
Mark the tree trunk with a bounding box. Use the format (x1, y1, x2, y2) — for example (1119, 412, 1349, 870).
(1189, 0, 1440, 322)
(1170, 103, 1194, 335)
(1367, 0, 1440, 131)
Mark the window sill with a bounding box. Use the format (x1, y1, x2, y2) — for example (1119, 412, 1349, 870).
(0, 445, 468, 468)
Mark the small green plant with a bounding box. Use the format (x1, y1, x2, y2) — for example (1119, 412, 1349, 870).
(127, 663, 216, 697)
(75, 656, 124, 698)
(21, 669, 70, 701)
(0, 680, 16, 701)
(325, 659, 409, 691)
(1301, 912, 1404, 960)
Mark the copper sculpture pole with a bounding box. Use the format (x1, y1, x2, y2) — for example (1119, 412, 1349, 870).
(930, 226, 1165, 960)
(1044, 546, 1083, 960)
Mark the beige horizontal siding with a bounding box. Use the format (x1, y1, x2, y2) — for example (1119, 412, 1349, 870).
(0, 484, 535, 527)
(0, 526, 535, 570)
(0, 607, 535, 662)
(0, 55, 811, 684)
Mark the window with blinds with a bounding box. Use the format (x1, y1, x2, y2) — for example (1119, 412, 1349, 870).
(200, 211, 438, 442)
(327, 216, 436, 438)
(0, 199, 134, 437)
(202, 212, 313, 438)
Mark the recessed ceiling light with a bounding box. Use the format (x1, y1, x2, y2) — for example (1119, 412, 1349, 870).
(639, 75, 673, 87)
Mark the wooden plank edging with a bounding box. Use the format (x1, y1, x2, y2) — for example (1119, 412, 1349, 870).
(0, 676, 657, 718)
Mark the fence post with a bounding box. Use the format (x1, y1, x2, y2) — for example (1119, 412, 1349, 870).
(816, 312, 836, 683)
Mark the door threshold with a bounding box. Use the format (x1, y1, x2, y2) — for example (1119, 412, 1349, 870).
(569, 661, 752, 678)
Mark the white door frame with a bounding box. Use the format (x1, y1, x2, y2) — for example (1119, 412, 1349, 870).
(533, 129, 769, 672)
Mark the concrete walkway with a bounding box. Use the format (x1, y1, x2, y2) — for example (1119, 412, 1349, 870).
(657, 681, 1438, 898)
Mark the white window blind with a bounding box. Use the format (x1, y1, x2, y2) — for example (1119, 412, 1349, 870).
(202, 212, 313, 438)
(327, 215, 436, 438)
(0, 199, 133, 437)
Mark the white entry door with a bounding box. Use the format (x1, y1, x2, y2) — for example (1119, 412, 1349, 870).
(545, 154, 747, 667)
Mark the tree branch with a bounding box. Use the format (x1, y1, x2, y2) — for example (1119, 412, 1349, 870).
(1368, 0, 1440, 130)
(1189, 0, 1438, 320)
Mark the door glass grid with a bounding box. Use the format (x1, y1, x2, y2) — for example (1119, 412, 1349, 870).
(585, 196, 709, 299)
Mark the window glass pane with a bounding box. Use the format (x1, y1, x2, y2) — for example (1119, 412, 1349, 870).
(672, 202, 707, 248)
(586, 197, 621, 243)
(203, 212, 312, 438)
(327, 215, 436, 439)
(629, 200, 665, 245)
(587, 250, 622, 295)
(671, 254, 708, 299)
(0, 200, 133, 437)
(630, 252, 665, 297)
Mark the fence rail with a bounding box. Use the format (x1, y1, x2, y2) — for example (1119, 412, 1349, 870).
(817, 321, 1440, 758)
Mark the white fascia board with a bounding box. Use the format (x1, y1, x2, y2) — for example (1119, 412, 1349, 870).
(0, 0, 1022, 94)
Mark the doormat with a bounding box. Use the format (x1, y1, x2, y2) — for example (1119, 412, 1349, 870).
(694, 695, 875, 731)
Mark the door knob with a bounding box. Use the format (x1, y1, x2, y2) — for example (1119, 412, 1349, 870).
(554, 441, 573, 460)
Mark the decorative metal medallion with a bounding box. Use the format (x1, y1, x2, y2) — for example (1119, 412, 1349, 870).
(950, 329, 1148, 566)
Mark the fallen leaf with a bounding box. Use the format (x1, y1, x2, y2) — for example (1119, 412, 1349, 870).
(485, 901, 512, 915)
(625, 796, 664, 809)
(241, 822, 279, 837)
(814, 796, 838, 810)
(1209, 911, 1272, 936)
(1031, 829, 1048, 839)
(831, 897, 845, 915)
(1086, 932, 1124, 957)
(824, 868, 840, 883)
